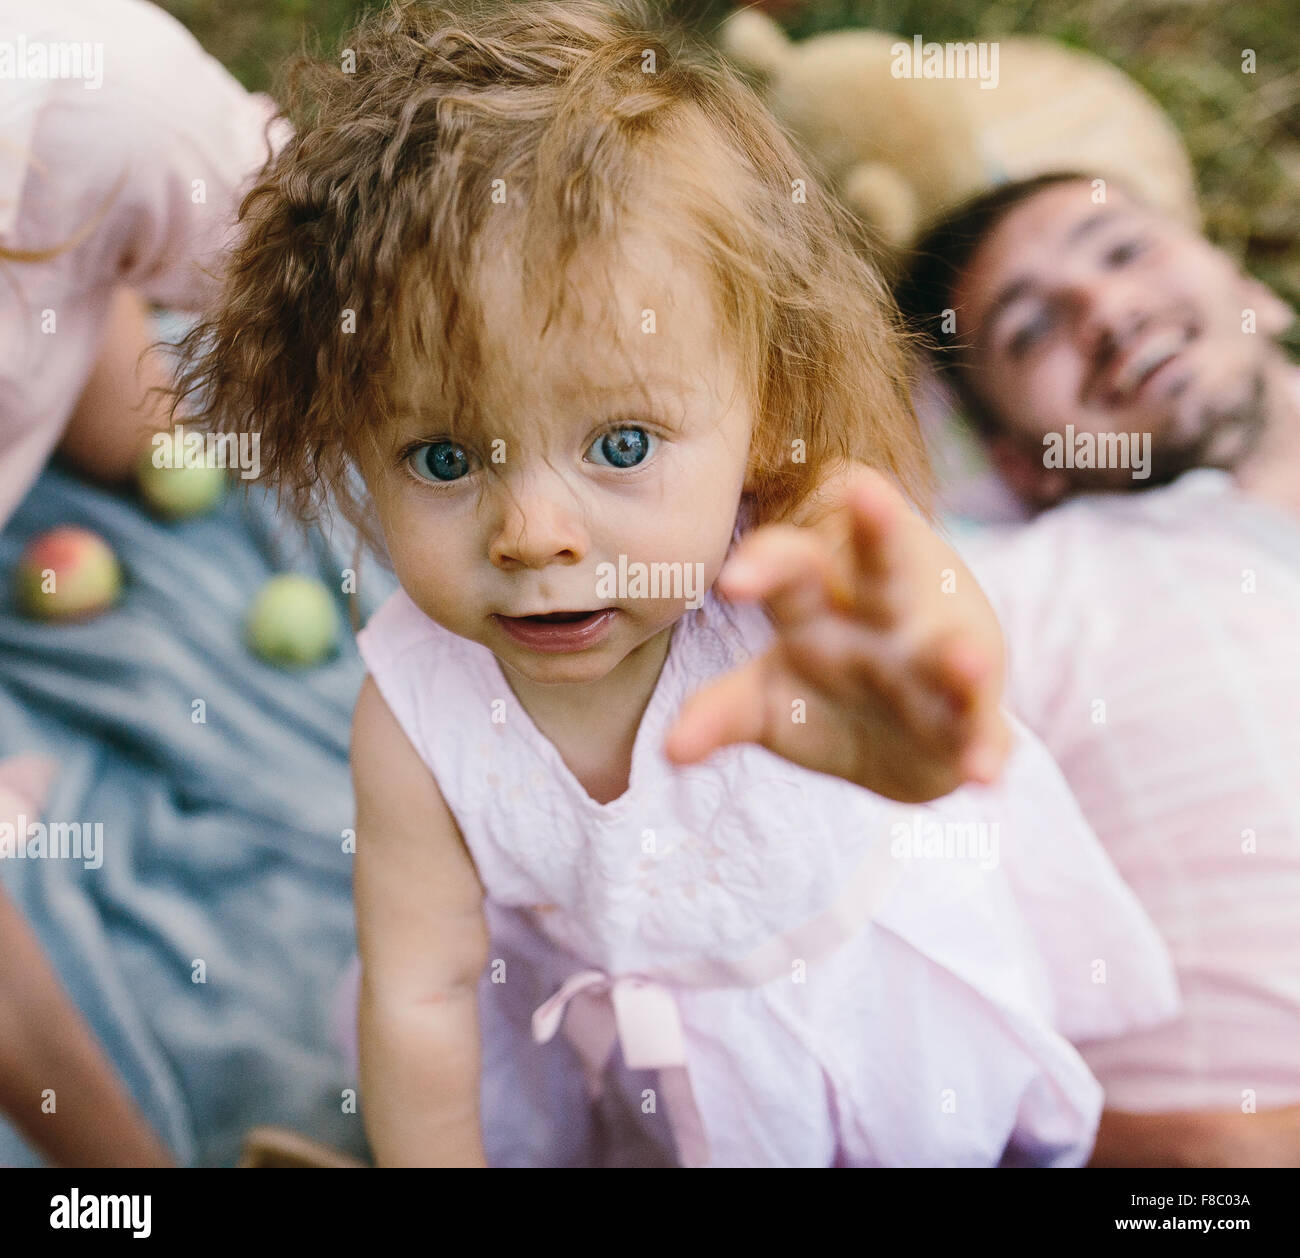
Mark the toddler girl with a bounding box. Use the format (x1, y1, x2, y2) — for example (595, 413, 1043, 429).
(175, 0, 1177, 1166)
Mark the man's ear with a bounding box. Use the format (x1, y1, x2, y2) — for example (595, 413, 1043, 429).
(986, 434, 1071, 510)
(1242, 275, 1294, 338)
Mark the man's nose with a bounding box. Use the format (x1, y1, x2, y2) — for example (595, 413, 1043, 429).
(487, 476, 589, 571)
(1073, 276, 1150, 367)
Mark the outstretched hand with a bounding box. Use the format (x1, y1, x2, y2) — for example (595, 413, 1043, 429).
(664, 465, 1011, 803)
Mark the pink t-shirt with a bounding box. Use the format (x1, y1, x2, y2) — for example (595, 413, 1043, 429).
(0, 0, 287, 527)
(963, 468, 1300, 1112)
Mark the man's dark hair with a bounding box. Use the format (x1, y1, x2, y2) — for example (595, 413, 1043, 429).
(893, 172, 1094, 436)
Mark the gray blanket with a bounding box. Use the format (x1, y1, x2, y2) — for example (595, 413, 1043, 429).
(0, 463, 394, 1166)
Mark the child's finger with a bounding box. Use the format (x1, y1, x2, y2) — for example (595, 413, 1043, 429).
(960, 723, 1012, 786)
(834, 470, 916, 628)
(912, 634, 1010, 785)
(914, 633, 990, 716)
(844, 469, 901, 583)
(718, 527, 840, 627)
(957, 703, 1012, 785)
(778, 616, 1001, 774)
(779, 614, 956, 739)
(663, 656, 769, 766)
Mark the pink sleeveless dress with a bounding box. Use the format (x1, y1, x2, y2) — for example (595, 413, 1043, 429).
(337, 586, 1179, 1167)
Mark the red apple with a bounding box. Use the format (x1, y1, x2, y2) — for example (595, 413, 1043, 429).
(14, 526, 123, 620)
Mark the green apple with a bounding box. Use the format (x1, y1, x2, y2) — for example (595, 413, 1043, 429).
(136, 449, 227, 519)
(15, 526, 123, 620)
(246, 575, 340, 667)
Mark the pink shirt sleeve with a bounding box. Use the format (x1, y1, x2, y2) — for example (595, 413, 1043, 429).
(0, 0, 290, 527)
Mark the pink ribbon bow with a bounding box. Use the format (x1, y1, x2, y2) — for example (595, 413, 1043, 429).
(531, 969, 709, 1168)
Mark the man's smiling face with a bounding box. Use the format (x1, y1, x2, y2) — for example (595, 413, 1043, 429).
(951, 180, 1293, 503)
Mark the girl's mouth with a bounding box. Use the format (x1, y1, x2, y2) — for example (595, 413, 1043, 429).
(493, 609, 618, 653)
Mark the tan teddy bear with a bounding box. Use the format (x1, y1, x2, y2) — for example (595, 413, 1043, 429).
(720, 9, 1198, 250)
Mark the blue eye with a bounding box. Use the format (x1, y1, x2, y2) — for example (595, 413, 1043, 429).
(407, 441, 472, 483)
(587, 426, 653, 469)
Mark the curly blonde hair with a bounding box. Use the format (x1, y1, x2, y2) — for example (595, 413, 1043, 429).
(171, 0, 930, 548)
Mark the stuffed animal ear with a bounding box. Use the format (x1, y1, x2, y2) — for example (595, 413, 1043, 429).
(718, 8, 790, 80)
(0, 755, 58, 819)
(841, 162, 918, 249)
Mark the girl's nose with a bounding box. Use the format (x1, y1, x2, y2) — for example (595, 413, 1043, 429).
(487, 481, 589, 571)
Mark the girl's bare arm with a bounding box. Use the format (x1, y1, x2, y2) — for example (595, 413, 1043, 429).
(351, 676, 490, 1167)
(0, 885, 172, 1166)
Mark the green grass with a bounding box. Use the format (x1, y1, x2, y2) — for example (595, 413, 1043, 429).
(160, 0, 1300, 326)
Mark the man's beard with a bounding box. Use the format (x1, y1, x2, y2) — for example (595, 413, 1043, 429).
(1031, 368, 1273, 495)
(1141, 368, 1270, 488)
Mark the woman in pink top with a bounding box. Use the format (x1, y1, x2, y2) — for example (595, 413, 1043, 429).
(0, 0, 282, 1164)
(0, 0, 285, 525)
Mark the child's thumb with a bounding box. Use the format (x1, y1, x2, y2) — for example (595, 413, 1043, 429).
(662, 657, 770, 767)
